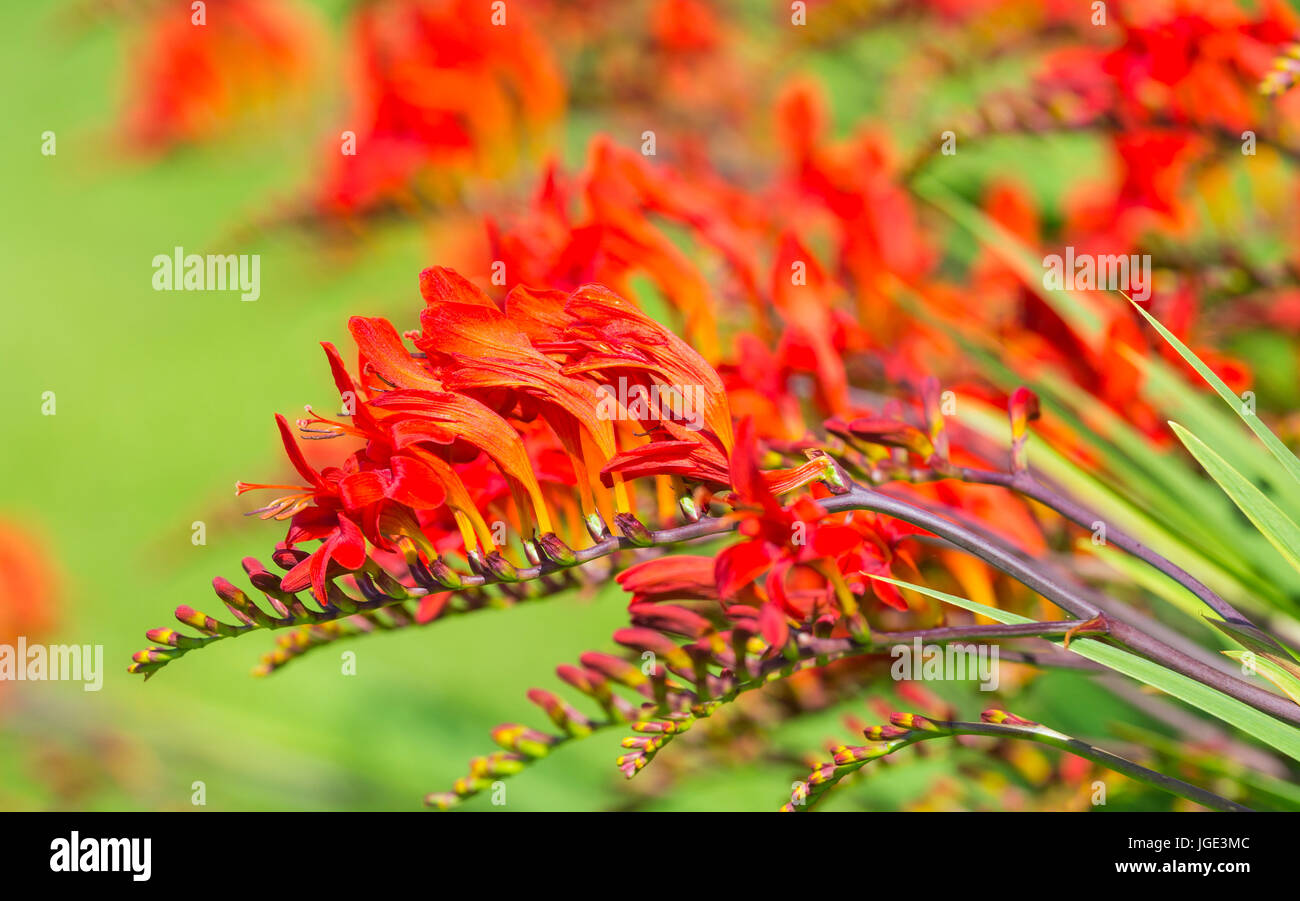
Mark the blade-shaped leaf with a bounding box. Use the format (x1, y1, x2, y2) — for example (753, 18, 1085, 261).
(1206, 617, 1300, 663)
(867, 574, 1300, 762)
(1170, 421, 1300, 578)
(1127, 294, 1300, 490)
(1223, 651, 1300, 706)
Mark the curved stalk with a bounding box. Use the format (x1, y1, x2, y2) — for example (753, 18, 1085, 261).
(788, 712, 1252, 813)
(950, 464, 1255, 626)
(817, 481, 1300, 727)
(133, 468, 1300, 730)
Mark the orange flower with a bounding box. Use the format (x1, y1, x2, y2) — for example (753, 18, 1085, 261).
(616, 555, 719, 605)
(306, 0, 563, 222)
(0, 521, 58, 646)
(562, 283, 734, 452)
(370, 390, 555, 536)
(123, 0, 320, 152)
(487, 138, 768, 360)
(415, 268, 629, 525)
(342, 318, 553, 548)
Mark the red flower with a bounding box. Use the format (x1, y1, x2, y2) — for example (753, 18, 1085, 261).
(414, 267, 630, 524)
(239, 415, 372, 602)
(616, 555, 719, 605)
(715, 421, 877, 625)
(560, 283, 735, 487)
(123, 0, 320, 153)
(0, 521, 58, 646)
(305, 0, 563, 222)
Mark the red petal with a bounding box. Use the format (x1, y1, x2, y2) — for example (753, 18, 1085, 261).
(727, 418, 782, 515)
(280, 555, 314, 594)
(600, 441, 731, 488)
(309, 543, 333, 602)
(617, 555, 718, 603)
(348, 316, 443, 391)
(274, 414, 324, 489)
(714, 539, 773, 598)
(503, 284, 573, 343)
(388, 418, 457, 449)
(419, 266, 497, 308)
(321, 341, 382, 434)
(388, 454, 450, 509)
(286, 506, 338, 545)
(865, 565, 908, 611)
(339, 471, 387, 510)
(810, 524, 862, 558)
(758, 601, 790, 648)
(330, 516, 368, 570)
(790, 495, 828, 522)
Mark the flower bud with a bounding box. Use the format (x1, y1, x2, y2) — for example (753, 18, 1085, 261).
(483, 551, 521, 582)
(538, 532, 577, 566)
(614, 512, 655, 547)
(982, 709, 1038, 727)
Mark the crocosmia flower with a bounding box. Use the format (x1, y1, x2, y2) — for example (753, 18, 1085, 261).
(122, 0, 321, 153)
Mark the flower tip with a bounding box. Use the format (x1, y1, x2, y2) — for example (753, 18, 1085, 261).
(272, 546, 306, 571)
(889, 712, 940, 732)
(126, 661, 161, 678)
(174, 604, 236, 637)
(1008, 387, 1041, 427)
(862, 724, 911, 741)
(424, 792, 460, 811)
(211, 576, 243, 601)
(982, 709, 1038, 727)
(845, 418, 934, 457)
(678, 495, 702, 522)
(490, 723, 554, 758)
(585, 513, 612, 543)
(145, 627, 195, 649)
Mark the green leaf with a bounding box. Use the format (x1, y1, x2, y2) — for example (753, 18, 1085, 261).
(1126, 295, 1300, 491)
(867, 574, 1300, 763)
(1087, 539, 1219, 626)
(897, 306, 1288, 600)
(1111, 721, 1300, 809)
(956, 399, 1286, 612)
(1170, 421, 1300, 577)
(1127, 348, 1300, 519)
(1223, 651, 1300, 706)
(915, 184, 1300, 498)
(1205, 617, 1300, 663)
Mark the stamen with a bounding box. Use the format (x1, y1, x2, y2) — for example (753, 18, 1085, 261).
(297, 404, 364, 440)
(235, 481, 313, 496)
